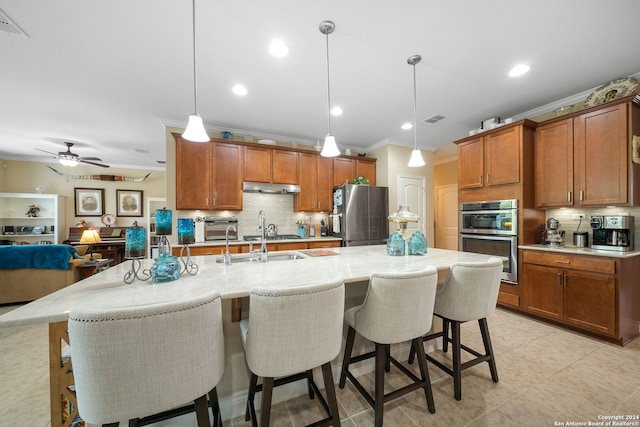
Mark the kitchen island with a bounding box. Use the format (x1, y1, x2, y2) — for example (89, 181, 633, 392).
(0, 245, 497, 427)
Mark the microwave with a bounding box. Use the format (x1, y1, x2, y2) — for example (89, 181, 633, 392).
(204, 217, 238, 241)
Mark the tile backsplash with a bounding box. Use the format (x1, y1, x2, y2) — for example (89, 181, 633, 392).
(545, 206, 640, 249)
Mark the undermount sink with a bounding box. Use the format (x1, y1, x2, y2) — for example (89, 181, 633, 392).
(216, 253, 305, 264)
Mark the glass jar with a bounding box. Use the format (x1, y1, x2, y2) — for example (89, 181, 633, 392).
(387, 232, 405, 256)
(408, 231, 427, 256)
(151, 253, 181, 283)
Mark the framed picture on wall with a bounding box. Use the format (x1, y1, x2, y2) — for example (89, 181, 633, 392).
(74, 188, 105, 217)
(116, 189, 143, 217)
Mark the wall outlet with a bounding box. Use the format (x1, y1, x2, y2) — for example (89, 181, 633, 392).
(571, 213, 586, 220)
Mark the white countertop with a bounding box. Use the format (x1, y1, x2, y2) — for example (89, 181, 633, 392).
(0, 245, 495, 327)
(519, 244, 640, 258)
(189, 236, 342, 247)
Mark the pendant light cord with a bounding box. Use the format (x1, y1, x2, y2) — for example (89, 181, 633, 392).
(412, 61, 417, 150)
(191, 0, 198, 115)
(325, 30, 332, 135)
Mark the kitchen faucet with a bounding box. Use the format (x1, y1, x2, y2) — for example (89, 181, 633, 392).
(223, 224, 236, 265)
(255, 210, 268, 262)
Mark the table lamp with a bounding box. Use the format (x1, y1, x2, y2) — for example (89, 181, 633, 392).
(79, 229, 101, 261)
(388, 205, 419, 239)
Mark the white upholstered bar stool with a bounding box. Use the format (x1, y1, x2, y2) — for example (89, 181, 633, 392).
(338, 267, 439, 427)
(68, 291, 225, 427)
(409, 257, 503, 401)
(240, 280, 345, 427)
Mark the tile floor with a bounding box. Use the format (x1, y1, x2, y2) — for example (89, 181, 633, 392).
(1, 305, 639, 427)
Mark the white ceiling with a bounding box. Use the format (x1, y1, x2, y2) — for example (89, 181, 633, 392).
(2, 0, 640, 170)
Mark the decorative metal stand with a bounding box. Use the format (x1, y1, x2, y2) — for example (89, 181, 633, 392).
(179, 244, 198, 275)
(123, 257, 151, 284)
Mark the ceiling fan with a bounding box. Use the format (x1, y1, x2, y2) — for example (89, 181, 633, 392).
(36, 142, 109, 168)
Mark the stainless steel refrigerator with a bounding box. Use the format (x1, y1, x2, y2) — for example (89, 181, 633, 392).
(332, 184, 389, 246)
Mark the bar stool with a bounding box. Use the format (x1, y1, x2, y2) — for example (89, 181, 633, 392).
(409, 257, 503, 401)
(240, 280, 345, 427)
(68, 291, 225, 427)
(338, 267, 439, 427)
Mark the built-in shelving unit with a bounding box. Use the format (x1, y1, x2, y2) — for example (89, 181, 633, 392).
(145, 196, 166, 258)
(0, 193, 65, 245)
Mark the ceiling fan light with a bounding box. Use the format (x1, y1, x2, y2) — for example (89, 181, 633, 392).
(59, 157, 78, 167)
(182, 114, 210, 142)
(321, 134, 340, 157)
(408, 149, 425, 167)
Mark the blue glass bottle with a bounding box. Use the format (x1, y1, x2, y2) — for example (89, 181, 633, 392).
(387, 232, 405, 256)
(408, 231, 427, 255)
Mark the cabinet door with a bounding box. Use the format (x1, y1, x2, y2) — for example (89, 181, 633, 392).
(522, 263, 564, 321)
(296, 153, 318, 211)
(176, 137, 212, 209)
(243, 146, 272, 182)
(535, 118, 574, 207)
(575, 103, 628, 205)
(564, 270, 616, 336)
(485, 126, 520, 186)
(356, 160, 376, 186)
(317, 156, 334, 211)
(334, 157, 356, 186)
(457, 137, 484, 189)
(272, 150, 298, 184)
(213, 142, 243, 210)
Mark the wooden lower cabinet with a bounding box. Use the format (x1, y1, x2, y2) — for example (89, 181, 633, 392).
(175, 240, 342, 256)
(520, 249, 639, 344)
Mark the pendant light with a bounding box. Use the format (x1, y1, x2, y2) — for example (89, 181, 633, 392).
(407, 55, 425, 167)
(319, 20, 340, 157)
(182, 0, 210, 143)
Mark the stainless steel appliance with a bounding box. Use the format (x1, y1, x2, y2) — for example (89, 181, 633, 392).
(332, 184, 389, 246)
(543, 217, 565, 246)
(459, 199, 518, 283)
(204, 217, 238, 241)
(590, 215, 634, 251)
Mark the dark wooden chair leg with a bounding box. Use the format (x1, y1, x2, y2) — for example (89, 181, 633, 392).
(385, 344, 391, 372)
(194, 394, 211, 427)
(127, 419, 138, 427)
(408, 339, 416, 364)
(374, 343, 386, 427)
(104, 423, 120, 427)
(479, 318, 499, 383)
(442, 318, 450, 352)
(245, 372, 258, 424)
(412, 337, 435, 413)
(209, 387, 223, 427)
(260, 377, 275, 427)
(306, 369, 316, 399)
(321, 362, 341, 427)
(451, 320, 462, 401)
(339, 326, 356, 388)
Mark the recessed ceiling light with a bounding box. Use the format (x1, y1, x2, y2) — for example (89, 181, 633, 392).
(232, 85, 248, 96)
(269, 40, 289, 58)
(401, 123, 413, 130)
(509, 64, 530, 77)
(331, 106, 343, 116)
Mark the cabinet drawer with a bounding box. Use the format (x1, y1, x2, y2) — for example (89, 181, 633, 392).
(521, 250, 615, 275)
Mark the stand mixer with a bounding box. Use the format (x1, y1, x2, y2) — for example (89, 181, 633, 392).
(544, 217, 565, 246)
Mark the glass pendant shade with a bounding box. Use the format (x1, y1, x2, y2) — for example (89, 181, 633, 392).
(408, 149, 425, 167)
(182, 114, 209, 142)
(388, 204, 419, 223)
(321, 134, 340, 157)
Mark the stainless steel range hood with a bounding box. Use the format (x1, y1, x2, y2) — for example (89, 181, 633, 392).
(242, 182, 301, 194)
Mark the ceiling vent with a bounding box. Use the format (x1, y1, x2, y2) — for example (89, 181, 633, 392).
(423, 114, 445, 124)
(0, 9, 26, 36)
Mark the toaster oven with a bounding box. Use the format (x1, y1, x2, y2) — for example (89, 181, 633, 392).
(204, 217, 238, 241)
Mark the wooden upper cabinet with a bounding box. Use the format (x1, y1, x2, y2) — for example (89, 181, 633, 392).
(457, 137, 484, 189)
(175, 135, 213, 210)
(296, 154, 334, 212)
(333, 157, 355, 187)
(575, 103, 628, 206)
(243, 146, 298, 184)
(485, 126, 521, 186)
(356, 159, 376, 186)
(212, 142, 242, 210)
(536, 118, 574, 207)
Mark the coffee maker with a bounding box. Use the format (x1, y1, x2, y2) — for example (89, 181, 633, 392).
(544, 217, 565, 246)
(590, 215, 635, 251)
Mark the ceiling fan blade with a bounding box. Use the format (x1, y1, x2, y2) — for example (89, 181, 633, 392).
(35, 148, 58, 157)
(79, 156, 103, 161)
(79, 159, 109, 168)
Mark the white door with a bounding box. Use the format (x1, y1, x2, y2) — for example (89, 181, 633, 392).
(435, 184, 458, 250)
(397, 175, 426, 234)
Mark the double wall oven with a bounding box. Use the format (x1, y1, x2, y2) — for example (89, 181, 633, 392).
(459, 199, 518, 284)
